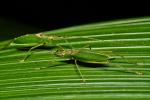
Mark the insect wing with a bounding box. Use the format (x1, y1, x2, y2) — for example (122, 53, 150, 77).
(72, 51, 109, 64)
(13, 34, 42, 44)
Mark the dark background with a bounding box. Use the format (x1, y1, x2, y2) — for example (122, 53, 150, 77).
(0, 1, 149, 40)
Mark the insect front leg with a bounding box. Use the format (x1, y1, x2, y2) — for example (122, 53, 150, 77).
(20, 42, 46, 62)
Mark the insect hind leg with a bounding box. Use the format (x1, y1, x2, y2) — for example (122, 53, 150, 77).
(97, 51, 143, 75)
(74, 59, 86, 83)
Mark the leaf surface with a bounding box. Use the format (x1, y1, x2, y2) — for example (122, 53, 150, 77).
(0, 17, 150, 100)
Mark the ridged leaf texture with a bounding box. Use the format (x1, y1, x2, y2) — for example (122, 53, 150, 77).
(0, 17, 150, 100)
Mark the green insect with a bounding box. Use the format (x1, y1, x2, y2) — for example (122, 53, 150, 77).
(55, 49, 143, 83)
(5, 33, 95, 62)
(55, 49, 115, 83)
(4, 33, 142, 82)
(6, 33, 94, 49)
(5, 33, 64, 61)
(7, 33, 63, 49)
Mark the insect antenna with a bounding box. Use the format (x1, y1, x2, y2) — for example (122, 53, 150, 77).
(1, 39, 14, 50)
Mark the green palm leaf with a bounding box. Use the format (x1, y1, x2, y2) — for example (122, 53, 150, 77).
(0, 17, 150, 100)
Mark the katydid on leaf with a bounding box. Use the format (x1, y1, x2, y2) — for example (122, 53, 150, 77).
(55, 49, 115, 83)
(55, 48, 143, 83)
(7, 33, 63, 48)
(4, 33, 95, 62)
(3, 33, 142, 83)
(5, 33, 64, 62)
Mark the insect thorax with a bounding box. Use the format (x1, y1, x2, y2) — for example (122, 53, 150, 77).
(56, 49, 79, 57)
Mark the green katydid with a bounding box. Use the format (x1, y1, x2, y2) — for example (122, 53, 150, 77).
(4, 33, 64, 61)
(55, 48, 143, 83)
(6, 33, 96, 49)
(4, 33, 96, 61)
(3, 33, 142, 83)
(7, 33, 63, 48)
